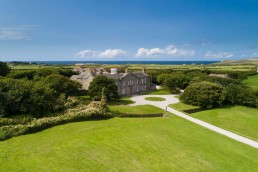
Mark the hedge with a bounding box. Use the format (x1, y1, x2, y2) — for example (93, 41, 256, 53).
(0, 110, 112, 141)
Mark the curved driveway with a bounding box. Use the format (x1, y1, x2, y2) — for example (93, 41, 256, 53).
(130, 94, 179, 108)
(129, 94, 258, 149)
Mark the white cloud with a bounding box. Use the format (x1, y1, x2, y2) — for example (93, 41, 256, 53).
(0, 25, 35, 40)
(99, 49, 127, 58)
(77, 50, 98, 58)
(205, 51, 234, 59)
(135, 45, 195, 57)
(76, 49, 128, 58)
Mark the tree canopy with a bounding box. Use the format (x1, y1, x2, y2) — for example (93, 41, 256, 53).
(180, 81, 225, 109)
(0, 62, 11, 76)
(88, 76, 119, 100)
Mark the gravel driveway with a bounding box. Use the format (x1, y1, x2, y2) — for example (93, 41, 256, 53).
(130, 94, 179, 109)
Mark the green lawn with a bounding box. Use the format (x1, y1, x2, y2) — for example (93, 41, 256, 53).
(109, 105, 164, 114)
(107, 97, 135, 105)
(170, 103, 258, 141)
(144, 97, 166, 101)
(244, 74, 258, 91)
(145, 89, 171, 95)
(1, 117, 258, 171)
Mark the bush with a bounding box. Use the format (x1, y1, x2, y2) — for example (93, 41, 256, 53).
(180, 81, 225, 109)
(7, 70, 37, 80)
(225, 84, 257, 107)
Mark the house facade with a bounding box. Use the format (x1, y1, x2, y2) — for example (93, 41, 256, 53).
(70, 67, 155, 96)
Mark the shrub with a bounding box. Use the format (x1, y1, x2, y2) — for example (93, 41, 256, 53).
(225, 84, 257, 107)
(180, 81, 225, 109)
(7, 70, 37, 80)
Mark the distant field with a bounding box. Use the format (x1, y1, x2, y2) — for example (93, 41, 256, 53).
(244, 74, 258, 91)
(124, 64, 255, 71)
(9, 63, 256, 72)
(9, 64, 73, 70)
(1, 117, 258, 171)
(169, 103, 258, 141)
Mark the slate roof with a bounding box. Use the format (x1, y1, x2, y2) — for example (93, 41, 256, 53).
(133, 72, 149, 77)
(103, 73, 125, 80)
(103, 72, 149, 80)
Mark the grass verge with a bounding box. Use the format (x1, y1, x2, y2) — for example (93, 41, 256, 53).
(169, 102, 258, 141)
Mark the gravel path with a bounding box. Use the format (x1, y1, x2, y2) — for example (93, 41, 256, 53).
(130, 94, 258, 149)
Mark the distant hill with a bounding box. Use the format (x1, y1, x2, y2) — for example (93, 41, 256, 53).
(216, 58, 258, 65)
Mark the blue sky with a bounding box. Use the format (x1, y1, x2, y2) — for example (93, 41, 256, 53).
(0, 0, 258, 61)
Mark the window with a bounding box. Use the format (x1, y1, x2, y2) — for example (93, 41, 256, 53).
(136, 79, 139, 84)
(137, 86, 139, 92)
(144, 85, 147, 90)
(142, 86, 144, 90)
(128, 81, 130, 85)
(141, 79, 144, 84)
(144, 78, 147, 83)
(132, 80, 134, 85)
(123, 81, 125, 86)
(122, 89, 125, 95)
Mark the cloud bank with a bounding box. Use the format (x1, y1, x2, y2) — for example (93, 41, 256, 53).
(135, 45, 195, 57)
(205, 51, 234, 59)
(0, 25, 35, 40)
(77, 49, 128, 58)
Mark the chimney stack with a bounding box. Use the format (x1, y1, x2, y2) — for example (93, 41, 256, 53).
(142, 68, 146, 73)
(125, 68, 128, 73)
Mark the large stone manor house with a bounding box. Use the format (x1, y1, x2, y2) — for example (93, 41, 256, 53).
(70, 67, 155, 96)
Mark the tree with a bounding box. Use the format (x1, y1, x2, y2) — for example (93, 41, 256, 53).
(29, 82, 65, 117)
(0, 62, 11, 76)
(225, 84, 257, 107)
(88, 76, 119, 100)
(180, 81, 225, 109)
(42, 74, 81, 97)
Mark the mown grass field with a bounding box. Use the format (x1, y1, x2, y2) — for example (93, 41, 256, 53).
(109, 105, 164, 114)
(244, 74, 258, 91)
(169, 103, 258, 141)
(1, 117, 258, 171)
